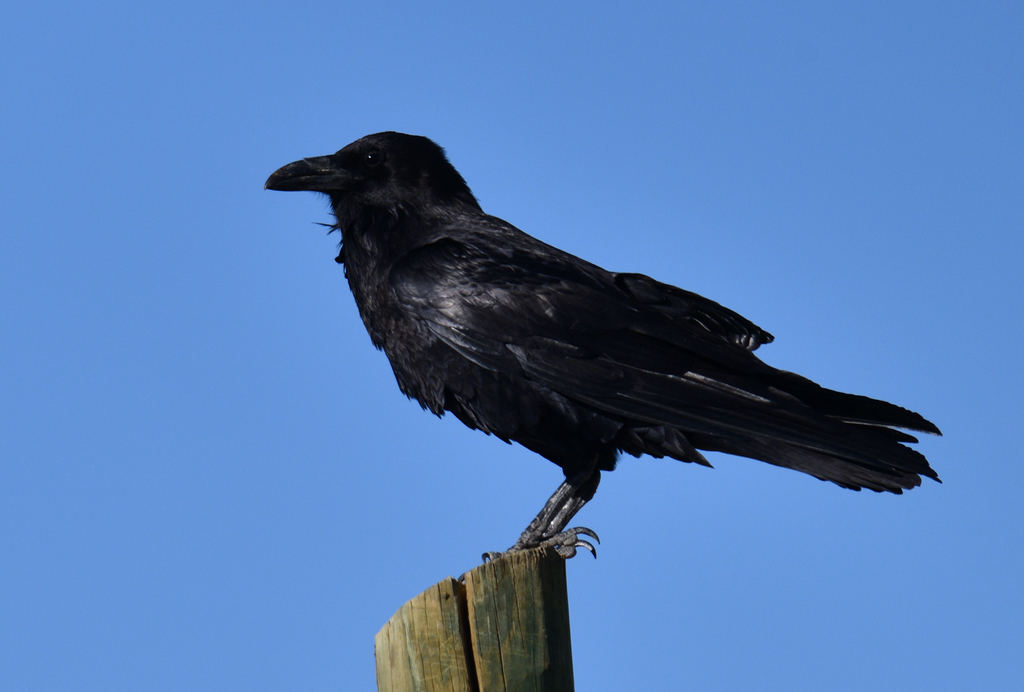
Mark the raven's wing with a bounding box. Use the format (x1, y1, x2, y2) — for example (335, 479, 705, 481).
(613, 273, 773, 351)
(390, 227, 938, 492)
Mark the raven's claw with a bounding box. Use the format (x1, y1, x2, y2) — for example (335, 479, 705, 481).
(482, 526, 601, 562)
(543, 527, 599, 559)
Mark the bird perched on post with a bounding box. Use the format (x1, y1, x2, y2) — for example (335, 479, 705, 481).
(266, 132, 940, 560)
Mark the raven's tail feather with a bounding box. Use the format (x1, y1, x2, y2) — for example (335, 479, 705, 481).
(718, 425, 941, 492)
(775, 370, 942, 436)
(615, 371, 943, 493)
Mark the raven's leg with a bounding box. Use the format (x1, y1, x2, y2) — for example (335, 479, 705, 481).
(483, 470, 601, 561)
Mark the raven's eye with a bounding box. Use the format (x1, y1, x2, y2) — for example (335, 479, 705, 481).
(365, 150, 382, 167)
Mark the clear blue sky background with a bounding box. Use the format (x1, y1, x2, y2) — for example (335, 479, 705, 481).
(2, 2, 1021, 690)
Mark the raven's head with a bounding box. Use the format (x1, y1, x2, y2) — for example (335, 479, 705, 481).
(265, 132, 480, 213)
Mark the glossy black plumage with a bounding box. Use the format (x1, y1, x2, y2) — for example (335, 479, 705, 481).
(267, 132, 940, 550)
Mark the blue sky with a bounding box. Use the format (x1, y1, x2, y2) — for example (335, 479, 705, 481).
(2, 2, 1021, 690)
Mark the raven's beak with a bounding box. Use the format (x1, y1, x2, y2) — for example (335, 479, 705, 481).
(265, 156, 356, 192)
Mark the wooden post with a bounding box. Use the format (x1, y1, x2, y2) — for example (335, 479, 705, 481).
(375, 547, 574, 692)
(375, 577, 475, 692)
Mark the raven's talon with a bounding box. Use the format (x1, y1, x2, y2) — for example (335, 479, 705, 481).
(538, 527, 600, 559)
(570, 527, 600, 545)
(481, 526, 600, 562)
(553, 539, 597, 559)
(575, 539, 597, 557)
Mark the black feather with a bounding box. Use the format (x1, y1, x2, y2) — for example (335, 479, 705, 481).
(267, 131, 941, 499)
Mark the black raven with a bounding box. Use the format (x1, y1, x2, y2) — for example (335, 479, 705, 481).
(266, 132, 940, 559)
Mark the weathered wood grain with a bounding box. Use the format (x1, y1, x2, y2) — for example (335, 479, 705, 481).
(464, 548, 573, 692)
(375, 548, 574, 692)
(375, 577, 475, 692)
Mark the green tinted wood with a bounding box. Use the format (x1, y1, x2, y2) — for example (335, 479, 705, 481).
(375, 577, 474, 692)
(375, 548, 573, 692)
(464, 548, 573, 692)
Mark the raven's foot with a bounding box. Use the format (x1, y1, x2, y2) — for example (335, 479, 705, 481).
(482, 527, 600, 562)
(540, 527, 600, 559)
